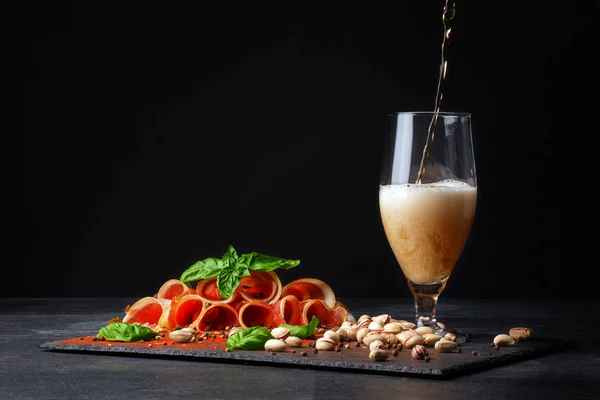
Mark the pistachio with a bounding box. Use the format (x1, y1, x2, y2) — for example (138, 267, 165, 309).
(369, 349, 390, 361)
(398, 321, 417, 330)
(434, 339, 458, 352)
(368, 320, 384, 332)
(356, 327, 370, 343)
(437, 322, 446, 331)
(264, 339, 287, 352)
(493, 334, 515, 347)
(169, 330, 194, 343)
(384, 333, 399, 346)
(324, 330, 341, 344)
(346, 327, 358, 341)
(270, 327, 290, 340)
(285, 336, 303, 348)
(423, 334, 443, 346)
(363, 332, 386, 347)
(341, 321, 353, 329)
(315, 337, 337, 351)
(509, 327, 533, 342)
(179, 327, 197, 335)
(383, 322, 404, 335)
(372, 314, 391, 324)
(358, 319, 371, 329)
(444, 332, 457, 342)
(411, 344, 429, 360)
(369, 340, 385, 351)
(336, 328, 349, 341)
(357, 315, 371, 324)
(415, 326, 435, 336)
(404, 334, 425, 349)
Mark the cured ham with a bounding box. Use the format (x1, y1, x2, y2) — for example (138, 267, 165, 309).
(123, 297, 164, 326)
(270, 294, 302, 326)
(196, 278, 239, 305)
(237, 271, 282, 304)
(192, 303, 239, 332)
(125, 271, 349, 333)
(157, 279, 190, 300)
(281, 278, 336, 308)
(238, 300, 277, 329)
(164, 293, 205, 330)
(300, 299, 348, 329)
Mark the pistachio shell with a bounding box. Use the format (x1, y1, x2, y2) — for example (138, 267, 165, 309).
(363, 332, 386, 346)
(369, 349, 390, 361)
(423, 334, 443, 346)
(415, 326, 435, 336)
(270, 327, 290, 340)
(434, 340, 458, 352)
(368, 320, 384, 332)
(493, 334, 515, 347)
(404, 334, 425, 349)
(264, 339, 287, 352)
(369, 339, 385, 351)
(509, 327, 533, 341)
(383, 322, 404, 334)
(324, 330, 341, 344)
(372, 314, 391, 324)
(284, 336, 303, 348)
(356, 327, 370, 343)
(169, 330, 194, 343)
(411, 344, 429, 360)
(315, 337, 336, 351)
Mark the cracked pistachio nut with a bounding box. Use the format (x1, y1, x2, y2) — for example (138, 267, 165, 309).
(368, 320, 384, 332)
(493, 334, 515, 347)
(264, 339, 287, 352)
(324, 330, 341, 344)
(404, 334, 425, 349)
(383, 322, 404, 335)
(270, 327, 290, 340)
(169, 330, 194, 343)
(356, 327, 370, 343)
(285, 336, 303, 348)
(369, 340, 385, 351)
(369, 349, 390, 361)
(384, 333, 399, 346)
(415, 326, 435, 336)
(434, 339, 458, 352)
(423, 334, 444, 346)
(315, 337, 337, 351)
(372, 314, 391, 324)
(363, 332, 386, 346)
(509, 327, 533, 342)
(411, 344, 429, 360)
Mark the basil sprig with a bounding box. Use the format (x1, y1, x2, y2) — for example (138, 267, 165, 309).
(180, 245, 300, 300)
(278, 316, 319, 339)
(96, 322, 157, 342)
(226, 326, 274, 350)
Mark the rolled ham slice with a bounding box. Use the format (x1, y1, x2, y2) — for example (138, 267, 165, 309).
(164, 293, 205, 330)
(282, 278, 336, 308)
(192, 303, 239, 332)
(301, 299, 348, 329)
(123, 297, 164, 326)
(196, 278, 240, 305)
(237, 271, 282, 304)
(238, 300, 277, 329)
(157, 279, 191, 300)
(270, 294, 302, 326)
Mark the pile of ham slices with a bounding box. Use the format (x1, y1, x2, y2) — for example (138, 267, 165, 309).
(122, 271, 350, 332)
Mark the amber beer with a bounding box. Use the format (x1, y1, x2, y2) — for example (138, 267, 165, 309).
(379, 180, 477, 293)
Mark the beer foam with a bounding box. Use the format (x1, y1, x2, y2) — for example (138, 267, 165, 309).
(380, 179, 475, 195)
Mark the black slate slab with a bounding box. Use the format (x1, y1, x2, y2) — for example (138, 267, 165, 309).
(40, 334, 572, 379)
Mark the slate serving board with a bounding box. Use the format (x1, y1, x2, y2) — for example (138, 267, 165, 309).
(40, 334, 572, 379)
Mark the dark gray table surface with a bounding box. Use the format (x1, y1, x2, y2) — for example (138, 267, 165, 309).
(1, 297, 599, 400)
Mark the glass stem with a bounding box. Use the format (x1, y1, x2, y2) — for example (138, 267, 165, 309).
(414, 295, 438, 330)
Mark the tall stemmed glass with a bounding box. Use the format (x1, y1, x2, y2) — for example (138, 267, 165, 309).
(379, 112, 477, 333)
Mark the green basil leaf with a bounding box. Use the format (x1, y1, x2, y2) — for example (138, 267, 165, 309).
(179, 257, 224, 284)
(243, 252, 300, 272)
(216, 264, 241, 300)
(222, 245, 239, 264)
(226, 326, 273, 350)
(96, 322, 157, 342)
(278, 316, 319, 339)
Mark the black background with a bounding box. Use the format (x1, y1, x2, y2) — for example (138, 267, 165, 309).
(22, 1, 598, 299)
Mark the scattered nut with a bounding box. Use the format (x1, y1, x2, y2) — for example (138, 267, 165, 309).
(411, 345, 429, 360)
(423, 334, 444, 346)
(285, 336, 303, 348)
(369, 340, 385, 351)
(434, 339, 458, 353)
(169, 330, 194, 343)
(415, 326, 435, 336)
(369, 349, 390, 361)
(509, 327, 533, 342)
(270, 327, 290, 340)
(444, 332, 457, 342)
(315, 337, 336, 351)
(493, 334, 515, 347)
(264, 339, 287, 352)
(324, 330, 341, 344)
